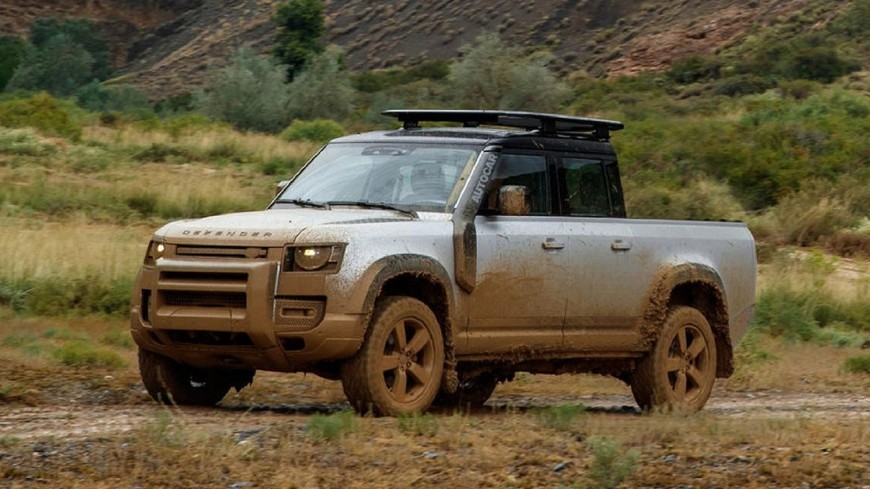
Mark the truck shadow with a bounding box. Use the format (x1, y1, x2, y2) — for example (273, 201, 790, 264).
(220, 401, 641, 417)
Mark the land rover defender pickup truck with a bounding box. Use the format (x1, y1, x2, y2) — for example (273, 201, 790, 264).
(131, 110, 756, 415)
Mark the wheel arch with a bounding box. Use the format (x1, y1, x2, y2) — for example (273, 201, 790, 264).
(639, 263, 734, 378)
(357, 254, 459, 392)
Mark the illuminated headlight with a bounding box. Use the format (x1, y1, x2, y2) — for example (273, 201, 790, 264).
(144, 240, 166, 266)
(286, 245, 344, 272)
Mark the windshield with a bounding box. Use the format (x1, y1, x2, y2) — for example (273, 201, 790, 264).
(276, 142, 480, 212)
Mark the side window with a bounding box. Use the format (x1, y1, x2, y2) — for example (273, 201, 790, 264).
(563, 158, 610, 216)
(605, 163, 625, 217)
(484, 153, 550, 215)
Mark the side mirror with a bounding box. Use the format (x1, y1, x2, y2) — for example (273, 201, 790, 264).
(498, 185, 531, 216)
(275, 180, 290, 196)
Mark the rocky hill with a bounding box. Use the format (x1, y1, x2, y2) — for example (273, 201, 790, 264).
(0, 0, 845, 98)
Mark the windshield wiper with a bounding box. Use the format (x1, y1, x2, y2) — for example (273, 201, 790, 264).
(275, 198, 329, 209)
(324, 201, 417, 218)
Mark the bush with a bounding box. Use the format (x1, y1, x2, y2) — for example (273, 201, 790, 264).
(0, 36, 27, 90)
(306, 411, 357, 442)
(450, 33, 568, 111)
(752, 285, 867, 345)
(280, 119, 345, 143)
(286, 46, 355, 120)
(712, 74, 774, 96)
(668, 55, 722, 84)
(536, 403, 586, 431)
(768, 181, 858, 246)
(6, 35, 95, 97)
(0, 127, 57, 156)
(396, 413, 438, 436)
(273, 0, 325, 80)
(77, 81, 151, 114)
(843, 355, 870, 374)
(53, 341, 126, 369)
(21, 276, 132, 317)
(624, 177, 744, 221)
(0, 92, 82, 139)
(195, 48, 291, 132)
(586, 436, 639, 489)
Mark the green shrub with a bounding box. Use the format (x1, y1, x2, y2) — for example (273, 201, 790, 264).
(195, 48, 292, 132)
(77, 81, 151, 114)
(306, 411, 357, 442)
(132, 143, 197, 163)
(396, 413, 438, 436)
(843, 355, 870, 374)
(0, 36, 27, 90)
(752, 286, 867, 344)
(0, 127, 57, 156)
(42, 327, 89, 342)
(450, 33, 568, 111)
(712, 74, 774, 96)
(101, 329, 134, 349)
(54, 341, 126, 369)
(28, 18, 110, 80)
(286, 46, 355, 120)
(586, 436, 639, 489)
(0, 92, 82, 139)
(280, 119, 345, 143)
(668, 55, 722, 84)
(22, 276, 132, 317)
(536, 403, 587, 431)
(623, 177, 744, 221)
(273, 0, 325, 81)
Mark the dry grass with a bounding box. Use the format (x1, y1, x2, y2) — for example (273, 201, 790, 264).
(83, 124, 320, 165)
(0, 217, 149, 281)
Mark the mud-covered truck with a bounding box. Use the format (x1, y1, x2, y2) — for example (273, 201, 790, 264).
(131, 110, 756, 415)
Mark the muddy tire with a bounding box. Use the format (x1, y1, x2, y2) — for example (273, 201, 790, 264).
(341, 296, 445, 416)
(434, 373, 498, 410)
(631, 306, 717, 412)
(139, 348, 248, 406)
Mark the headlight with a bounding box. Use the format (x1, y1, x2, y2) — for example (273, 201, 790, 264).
(144, 240, 166, 266)
(286, 245, 344, 272)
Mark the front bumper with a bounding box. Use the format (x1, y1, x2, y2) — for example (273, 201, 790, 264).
(131, 258, 364, 371)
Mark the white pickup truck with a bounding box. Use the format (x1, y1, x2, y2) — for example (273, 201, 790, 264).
(131, 110, 756, 415)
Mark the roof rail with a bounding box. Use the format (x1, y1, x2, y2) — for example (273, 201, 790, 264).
(383, 109, 624, 140)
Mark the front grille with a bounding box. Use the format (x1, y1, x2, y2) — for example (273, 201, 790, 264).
(166, 330, 254, 346)
(176, 245, 268, 259)
(163, 291, 246, 308)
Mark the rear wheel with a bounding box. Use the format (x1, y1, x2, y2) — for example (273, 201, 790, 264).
(631, 306, 717, 412)
(139, 348, 253, 406)
(341, 296, 444, 416)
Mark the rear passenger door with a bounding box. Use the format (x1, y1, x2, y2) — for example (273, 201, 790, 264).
(466, 152, 570, 354)
(559, 157, 641, 352)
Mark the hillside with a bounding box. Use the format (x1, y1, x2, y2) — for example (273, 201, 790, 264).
(0, 0, 846, 98)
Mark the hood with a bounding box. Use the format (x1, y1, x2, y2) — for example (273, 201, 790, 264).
(156, 208, 414, 244)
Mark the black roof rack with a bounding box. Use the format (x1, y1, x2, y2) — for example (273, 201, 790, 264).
(383, 109, 624, 140)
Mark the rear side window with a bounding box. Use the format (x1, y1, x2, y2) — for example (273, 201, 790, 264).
(483, 153, 550, 215)
(563, 158, 610, 216)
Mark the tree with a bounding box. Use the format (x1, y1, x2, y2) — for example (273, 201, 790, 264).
(195, 48, 291, 132)
(0, 36, 27, 91)
(449, 33, 569, 111)
(273, 0, 325, 80)
(286, 46, 355, 120)
(6, 34, 95, 97)
(29, 18, 110, 79)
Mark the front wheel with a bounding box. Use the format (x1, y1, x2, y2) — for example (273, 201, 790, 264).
(630, 306, 717, 412)
(139, 348, 253, 406)
(341, 296, 445, 416)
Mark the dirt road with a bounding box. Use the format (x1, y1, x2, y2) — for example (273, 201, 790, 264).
(2, 390, 866, 441)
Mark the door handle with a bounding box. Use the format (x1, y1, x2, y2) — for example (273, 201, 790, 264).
(542, 238, 566, 250)
(611, 239, 632, 251)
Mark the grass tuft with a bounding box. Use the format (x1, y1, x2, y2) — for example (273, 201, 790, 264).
(396, 412, 439, 436)
(585, 436, 639, 489)
(305, 411, 357, 442)
(537, 403, 587, 431)
(53, 341, 126, 369)
(842, 354, 870, 374)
